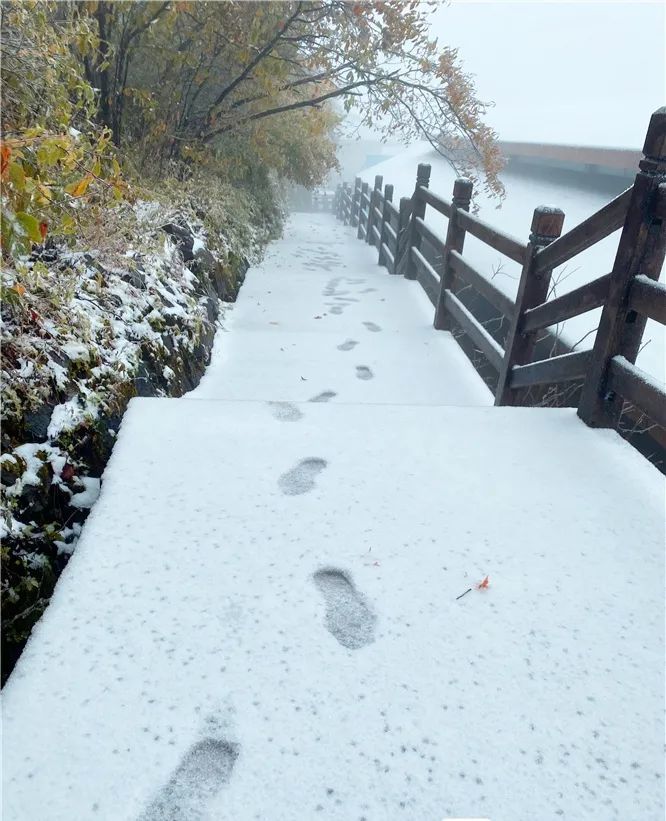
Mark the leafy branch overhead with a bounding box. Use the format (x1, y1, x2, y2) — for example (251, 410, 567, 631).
(85, 0, 504, 197)
(1, 0, 504, 263)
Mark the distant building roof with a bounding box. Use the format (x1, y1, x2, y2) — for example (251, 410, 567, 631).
(499, 141, 641, 178)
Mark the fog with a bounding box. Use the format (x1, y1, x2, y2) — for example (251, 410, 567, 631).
(430, 0, 665, 148)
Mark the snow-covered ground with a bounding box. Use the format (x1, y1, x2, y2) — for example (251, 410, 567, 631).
(3, 214, 664, 821)
(193, 215, 490, 406)
(359, 146, 665, 383)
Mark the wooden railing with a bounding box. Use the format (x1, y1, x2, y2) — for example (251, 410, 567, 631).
(332, 107, 666, 448)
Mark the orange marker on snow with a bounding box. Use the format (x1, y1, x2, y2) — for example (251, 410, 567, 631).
(476, 575, 490, 590)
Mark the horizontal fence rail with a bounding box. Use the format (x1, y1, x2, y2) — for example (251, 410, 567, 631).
(628, 275, 666, 324)
(509, 349, 593, 390)
(449, 250, 515, 321)
(332, 107, 666, 463)
(416, 185, 452, 218)
(606, 356, 666, 430)
(520, 272, 611, 333)
(456, 209, 528, 265)
(534, 186, 633, 274)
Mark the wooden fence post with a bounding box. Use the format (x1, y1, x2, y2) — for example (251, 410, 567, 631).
(366, 175, 383, 246)
(342, 183, 351, 223)
(578, 107, 666, 427)
(403, 163, 431, 279)
(334, 184, 342, 219)
(350, 177, 362, 227)
(357, 181, 369, 239)
(433, 177, 473, 330)
(495, 205, 565, 406)
(378, 184, 394, 268)
(394, 197, 412, 275)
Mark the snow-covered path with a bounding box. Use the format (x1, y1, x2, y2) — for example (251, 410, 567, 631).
(193, 213, 491, 405)
(3, 214, 664, 821)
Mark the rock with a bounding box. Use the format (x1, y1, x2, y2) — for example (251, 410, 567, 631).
(205, 297, 218, 322)
(191, 246, 216, 277)
(133, 362, 157, 398)
(161, 333, 176, 354)
(120, 269, 147, 290)
(161, 222, 194, 261)
(24, 404, 56, 440)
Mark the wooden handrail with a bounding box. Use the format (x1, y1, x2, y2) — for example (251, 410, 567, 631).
(416, 185, 452, 218)
(333, 108, 665, 458)
(534, 186, 632, 274)
(414, 217, 446, 256)
(456, 210, 527, 264)
(520, 272, 611, 333)
(449, 250, 515, 320)
(509, 350, 592, 389)
(381, 243, 395, 268)
(628, 275, 666, 324)
(384, 222, 398, 244)
(607, 356, 666, 428)
(411, 247, 440, 306)
(441, 288, 505, 371)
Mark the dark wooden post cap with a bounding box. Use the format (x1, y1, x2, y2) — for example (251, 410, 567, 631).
(374, 174, 383, 190)
(642, 107, 666, 158)
(361, 180, 369, 190)
(452, 178, 473, 207)
(399, 196, 411, 212)
(416, 163, 431, 185)
(530, 205, 565, 244)
(640, 108, 666, 173)
(354, 176, 362, 188)
(384, 184, 394, 201)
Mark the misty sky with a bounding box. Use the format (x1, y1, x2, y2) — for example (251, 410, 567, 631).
(430, 0, 665, 148)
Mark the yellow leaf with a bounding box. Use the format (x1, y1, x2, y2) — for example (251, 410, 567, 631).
(65, 175, 92, 197)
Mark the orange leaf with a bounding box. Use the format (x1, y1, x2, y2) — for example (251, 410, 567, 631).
(39, 221, 48, 241)
(0, 142, 11, 178)
(476, 575, 490, 590)
(12, 283, 26, 297)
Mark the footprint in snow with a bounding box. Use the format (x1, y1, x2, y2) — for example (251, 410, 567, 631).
(268, 401, 303, 422)
(363, 321, 382, 332)
(309, 391, 337, 403)
(140, 738, 239, 821)
(337, 339, 358, 352)
(355, 366, 373, 381)
(313, 568, 377, 649)
(279, 458, 327, 495)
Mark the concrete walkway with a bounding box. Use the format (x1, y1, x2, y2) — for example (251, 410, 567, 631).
(3, 214, 664, 821)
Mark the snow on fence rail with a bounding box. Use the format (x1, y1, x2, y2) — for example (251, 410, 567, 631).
(333, 107, 666, 445)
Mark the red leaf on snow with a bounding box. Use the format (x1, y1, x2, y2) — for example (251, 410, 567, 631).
(476, 575, 490, 590)
(39, 221, 48, 241)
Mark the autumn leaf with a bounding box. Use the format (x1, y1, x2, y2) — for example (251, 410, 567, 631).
(12, 283, 26, 297)
(0, 142, 11, 178)
(65, 174, 92, 197)
(39, 221, 48, 240)
(476, 575, 490, 590)
(60, 463, 76, 482)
